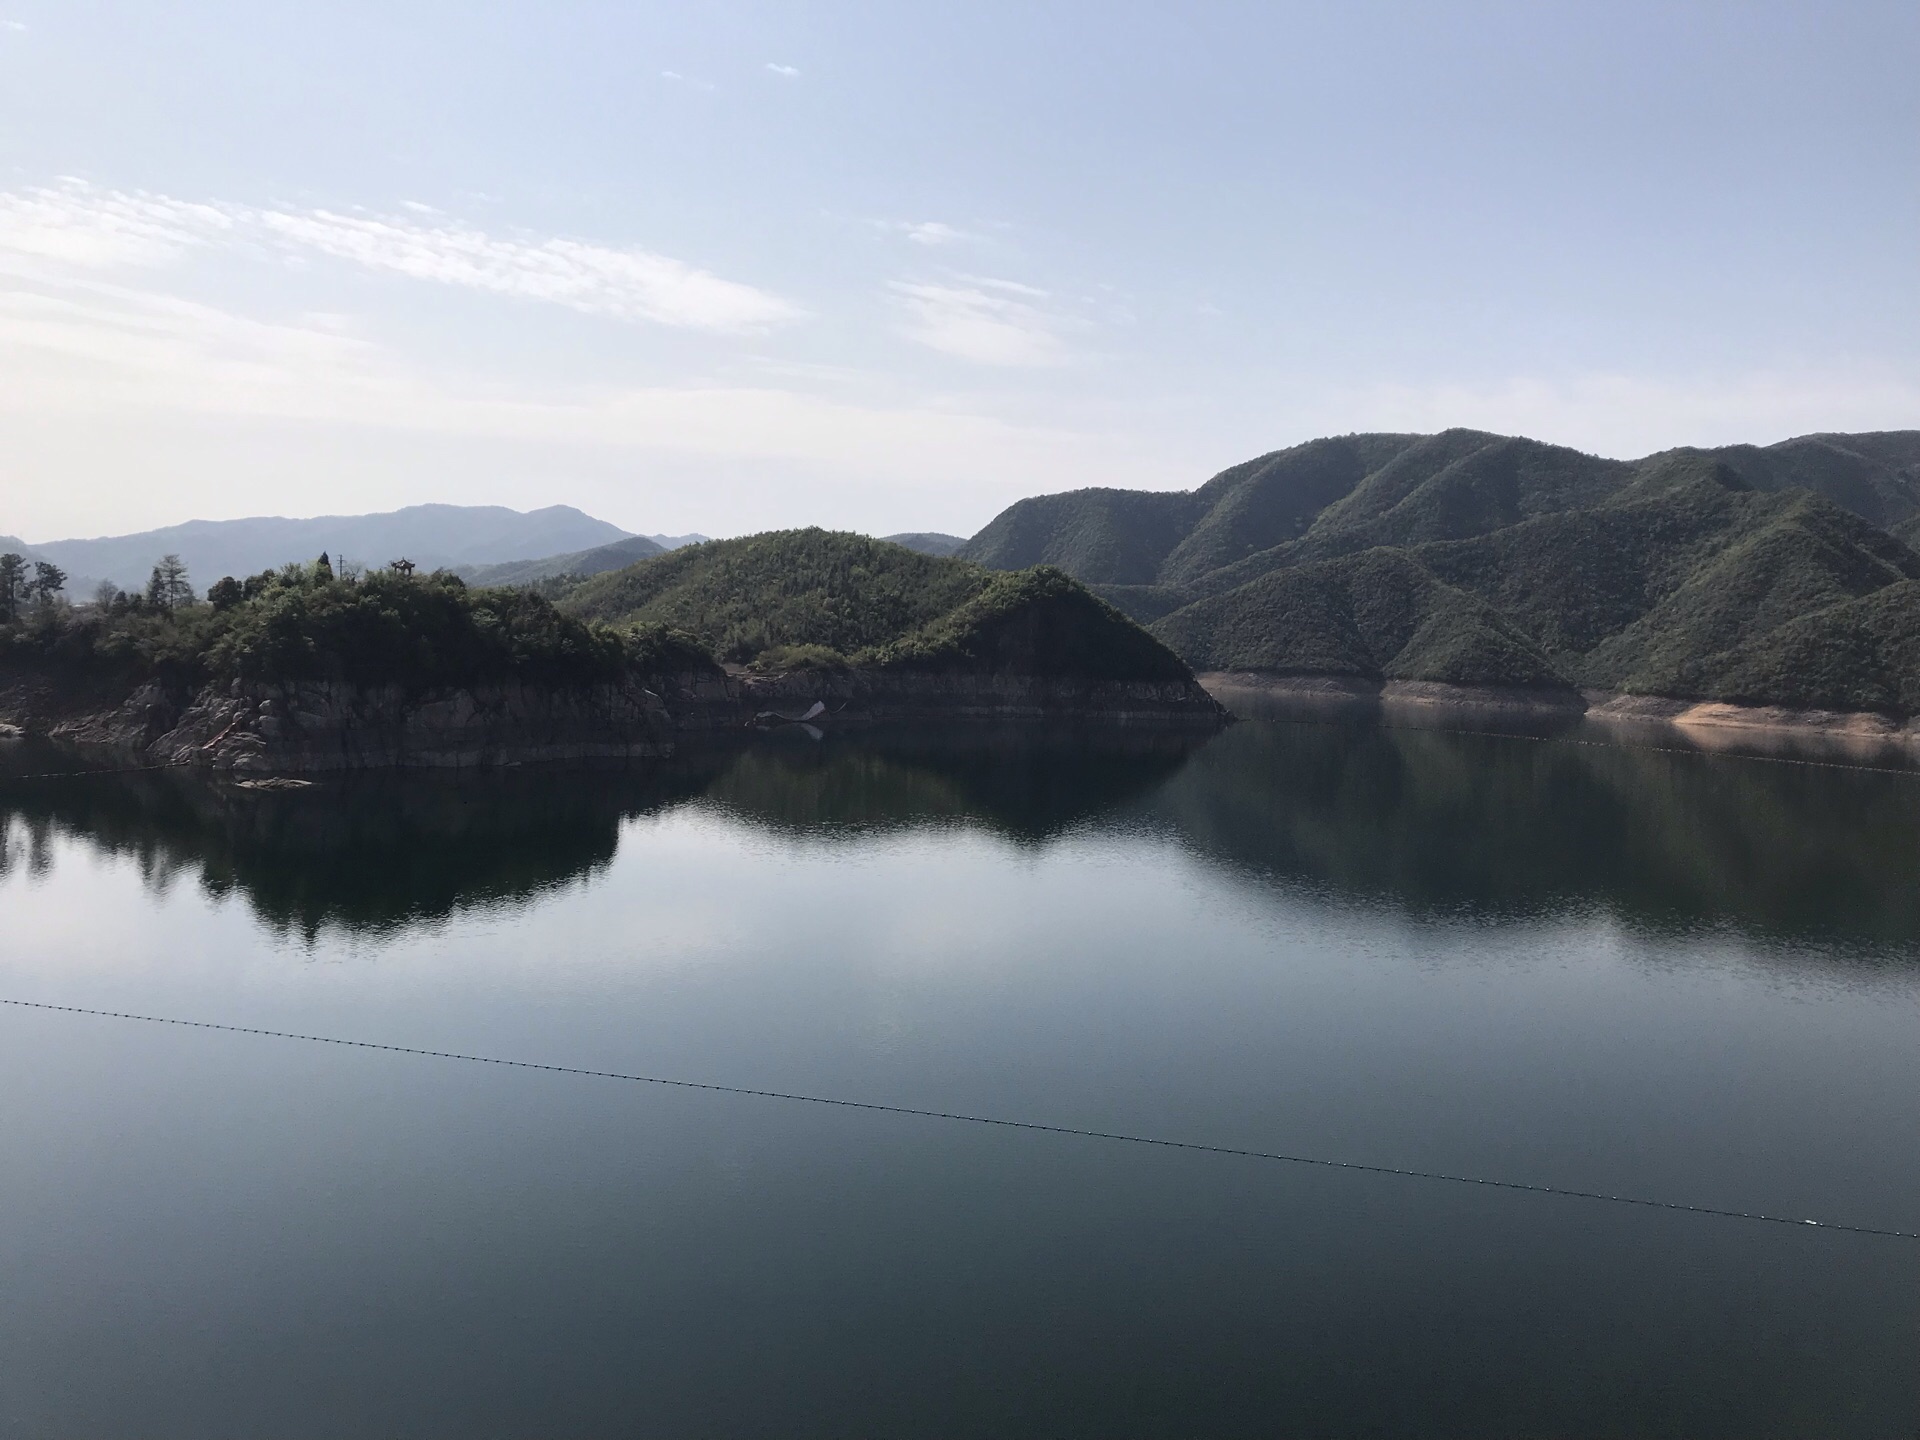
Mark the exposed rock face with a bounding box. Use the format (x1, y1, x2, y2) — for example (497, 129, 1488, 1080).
(11, 662, 1225, 774)
(739, 668, 1228, 726)
(53, 676, 681, 772)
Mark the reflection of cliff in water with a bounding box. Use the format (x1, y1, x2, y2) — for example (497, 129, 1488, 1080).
(0, 727, 1214, 936)
(1135, 720, 1920, 945)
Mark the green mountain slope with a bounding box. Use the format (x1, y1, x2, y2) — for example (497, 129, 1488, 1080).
(963, 428, 1920, 715)
(1151, 549, 1570, 690)
(562, 530, 989, 662)
(1648, 432, 1920, 533)
(558, 530, 1198, 684)
(871, 567, 1194, 681)
(459, 534, 665, 587)
(957, 489, 1204, 584)
(882, 532, 968, 557)
(1148, 470, 1920, 712)
(1699, 580, 1920, 715)
(967, 428, 1920, 594)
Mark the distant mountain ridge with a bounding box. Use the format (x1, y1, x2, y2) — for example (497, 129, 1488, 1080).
(882, 532, 968, 557)
(10, 504, 633, 591)
(459, 535, 667, 587)
(959, 429, 1920, 717)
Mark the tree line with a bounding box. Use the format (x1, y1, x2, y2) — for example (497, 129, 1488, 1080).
(0, 554, 67, 622)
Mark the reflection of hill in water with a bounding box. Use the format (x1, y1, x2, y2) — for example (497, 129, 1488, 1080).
(0, 728, 1209, 937)
(6, 723, 1917, 946)
(1137, 721, 1920, 945)
(693, 727, 1206, 840)
(0, 756, 728, 940)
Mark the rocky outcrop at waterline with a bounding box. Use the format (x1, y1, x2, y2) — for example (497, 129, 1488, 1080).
(25, 669, 718, 773)
(0, 556, 1227, 773)
(738, 668, 1225, 729)
(2, 663, 1225, 774)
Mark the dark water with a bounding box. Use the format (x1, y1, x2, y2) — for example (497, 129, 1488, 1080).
(2, 721, 1917, 1438)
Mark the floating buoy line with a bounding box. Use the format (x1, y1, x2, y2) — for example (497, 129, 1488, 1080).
(3, 997, 1914, 1244)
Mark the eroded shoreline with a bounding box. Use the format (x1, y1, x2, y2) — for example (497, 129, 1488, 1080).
(1197, 671, 1920, 762)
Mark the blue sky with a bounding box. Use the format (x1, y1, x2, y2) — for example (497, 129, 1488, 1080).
(3, 1, 1916, 540)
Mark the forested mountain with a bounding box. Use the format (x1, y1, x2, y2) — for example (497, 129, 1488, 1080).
(960, 429, 1920, 715)
(882, 532, 968, 557)
(558, 528, 1191, 681)
(459, 535, 665, 587)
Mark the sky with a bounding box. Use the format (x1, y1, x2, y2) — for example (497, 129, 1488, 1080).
(2, 1, 1917, 542)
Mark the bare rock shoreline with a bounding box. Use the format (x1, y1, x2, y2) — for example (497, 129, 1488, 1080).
(1197, 672, 1920, 750)
(0, 665, 1226, 774)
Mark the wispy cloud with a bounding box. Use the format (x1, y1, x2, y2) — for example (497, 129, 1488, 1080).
(0, 179, 802, 333)
(874, 219, 980, 248)
(765, 62, 800, 77)
(0, 183, 231, 268)
(889, 278, 1072, 366)
(659, 69, 715, 91)
(255, 208, 802, 331)
(2, 19, 27, 32)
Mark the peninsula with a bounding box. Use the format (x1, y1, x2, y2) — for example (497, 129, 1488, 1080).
(0, 537, 1225, 773)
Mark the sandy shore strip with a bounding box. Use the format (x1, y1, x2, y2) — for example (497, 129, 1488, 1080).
(1197, 671, 1920, 758)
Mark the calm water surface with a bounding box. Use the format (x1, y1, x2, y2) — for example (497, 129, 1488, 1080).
(2, 720, 1917, 1437)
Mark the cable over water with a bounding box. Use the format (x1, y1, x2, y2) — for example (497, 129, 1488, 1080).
(4, 997, 1915, 1243)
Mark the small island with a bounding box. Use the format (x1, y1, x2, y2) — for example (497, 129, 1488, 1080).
(0, 533, 1226, 774)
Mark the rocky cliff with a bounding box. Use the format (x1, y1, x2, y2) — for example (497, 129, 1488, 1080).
(7, 662, 1223, 774)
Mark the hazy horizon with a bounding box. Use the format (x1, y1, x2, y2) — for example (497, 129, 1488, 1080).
(5, 2, 1917, 542)
(7, 422, 1917, 550)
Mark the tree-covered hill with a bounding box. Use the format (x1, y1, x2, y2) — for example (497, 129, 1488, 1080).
(868, 567, 1193, 682)
(962, 428, 1920, 595)
(3, 534, 1203, 730)
(560, 529, 992, 663)
(0, 564, 658, 692)
(1152, 549, 1570, 690)
(557, 529, 1198, 683)
(458, 535, 665, 588)
(958, 428, 1920, 716)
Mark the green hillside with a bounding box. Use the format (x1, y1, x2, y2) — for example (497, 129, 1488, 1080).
(0, 564, 643, 692)
(959, 428, 1920, 715)
(559, 529, 1197, 681)
(882, 532, 968, 558)
(870, 567, 1193, 682)
(561, 530, 987, 662)
(967, 428, 1920, 594)
(957, 488, 1205, 585)
(459, 534, 665, 587)
(1152, 549, 1569, 690)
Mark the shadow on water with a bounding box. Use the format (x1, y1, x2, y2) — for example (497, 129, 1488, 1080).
(0, 726, 1209, 939)
(6, 716, 1919, 947)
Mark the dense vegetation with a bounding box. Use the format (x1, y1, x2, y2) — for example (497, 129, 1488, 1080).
(2, 534, 1197, 703)
(561, 529, 994, 664)
(560, 530, 1196, 680)
(962, 429, 1920, 588)
(868, 567, 1193, 681)
(458, 534, 665, 588)
(0, 559, 646, 691)
(881, 532, 968, 557)
(962, 429, 1920, 714)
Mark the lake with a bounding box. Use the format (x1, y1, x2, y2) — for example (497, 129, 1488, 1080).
(2, 718, 1917, 1437)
